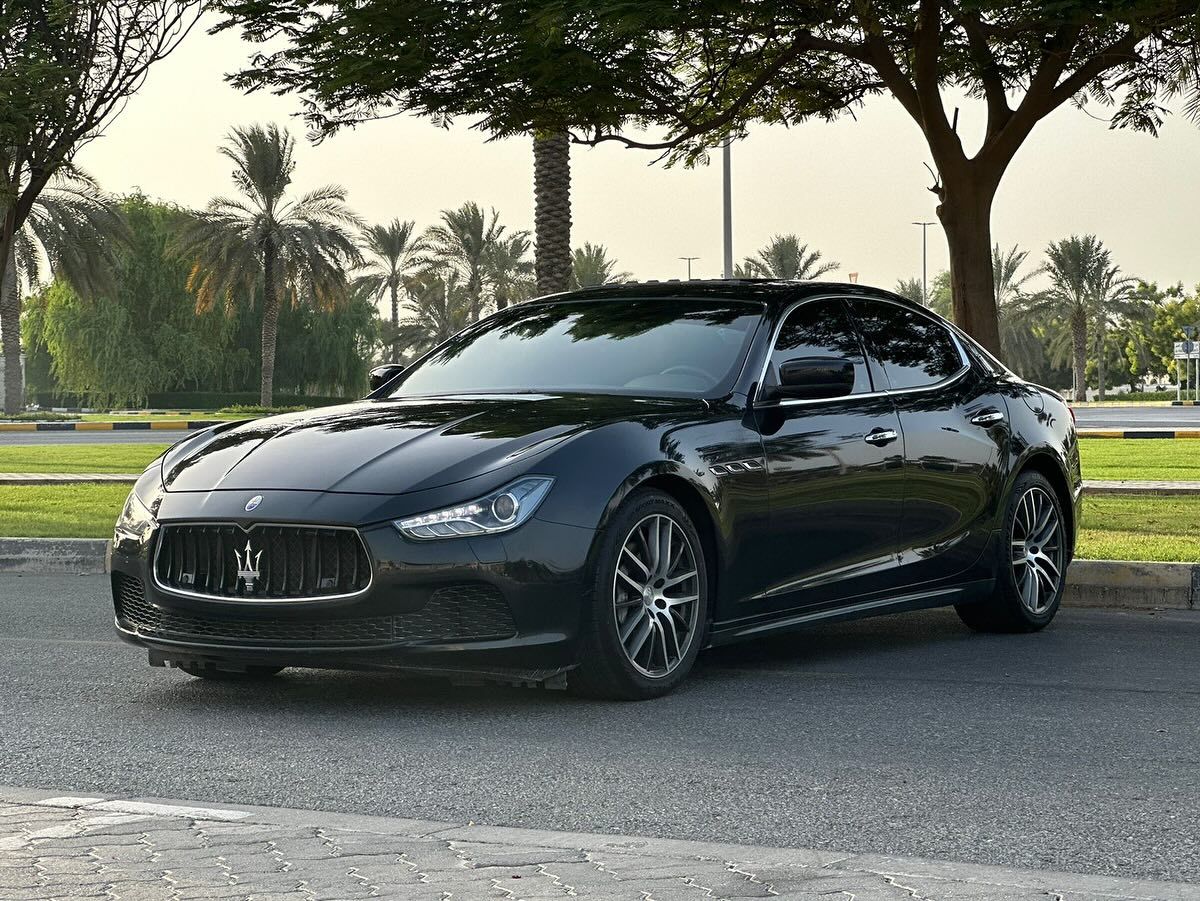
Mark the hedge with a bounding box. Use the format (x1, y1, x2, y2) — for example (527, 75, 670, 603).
(31, 391, 355, 411)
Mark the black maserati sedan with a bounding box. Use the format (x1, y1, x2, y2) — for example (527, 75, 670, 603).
(111, 281, 1082, 699)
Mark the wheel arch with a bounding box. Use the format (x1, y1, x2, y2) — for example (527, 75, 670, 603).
(1012, 450, 1076, 560)
(598, 468, 724, 620)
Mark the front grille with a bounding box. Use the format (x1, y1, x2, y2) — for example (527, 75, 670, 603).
(154, 524, 372, 600)
(113, 574, 516, 647)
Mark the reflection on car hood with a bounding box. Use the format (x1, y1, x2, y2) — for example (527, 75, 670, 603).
(161, 394, 697, 494)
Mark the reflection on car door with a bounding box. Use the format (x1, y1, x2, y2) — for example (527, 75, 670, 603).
(849, 298, 1009, 585)
(749, 297, 907, 616)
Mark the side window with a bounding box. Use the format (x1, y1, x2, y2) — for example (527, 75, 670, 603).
(851, 300, 965, 390)
(767, 299, 872, 394)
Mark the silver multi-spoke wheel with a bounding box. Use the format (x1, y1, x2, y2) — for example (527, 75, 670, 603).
(612, 513, 701, 679)
(1010, 486, 1064, 615)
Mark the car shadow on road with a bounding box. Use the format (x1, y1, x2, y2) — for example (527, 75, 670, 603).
(138, 608, 1003, 713)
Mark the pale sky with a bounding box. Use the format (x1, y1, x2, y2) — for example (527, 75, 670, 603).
(77, 19, 1200, 296)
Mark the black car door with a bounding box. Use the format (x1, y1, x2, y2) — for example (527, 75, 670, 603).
(748, 296, 907, 616)
(848, 298, 1009, 586)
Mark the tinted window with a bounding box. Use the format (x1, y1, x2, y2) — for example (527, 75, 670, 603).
(392, 298, 762, 399)
(766, 298, 871, 394)
(851, 300, 964, 390)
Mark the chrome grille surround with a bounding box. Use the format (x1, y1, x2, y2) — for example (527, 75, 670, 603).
(152, 522, 373, 603)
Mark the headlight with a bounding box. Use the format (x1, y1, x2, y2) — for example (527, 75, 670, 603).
(114, 470, 162, 545)
(395, 476, 554, 540)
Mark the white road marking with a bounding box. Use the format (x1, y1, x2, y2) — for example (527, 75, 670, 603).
(35, 796, 251, 822)
(89, 800, 251, 821)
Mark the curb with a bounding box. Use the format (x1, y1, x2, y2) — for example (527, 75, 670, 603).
(0, 538, 111, 575)
(0, 472, 139, 484)
(1078, 428, 1200, 439)
(0, 420, 220, 432)
(1, 540, 1194, 610)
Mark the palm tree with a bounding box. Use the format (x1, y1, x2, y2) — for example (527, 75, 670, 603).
(1019, 235, 1138, 401)
(570, 243, 632, 289)
(1088, 262, 1140, 400)
(422, 202, 505, 320)
(734, 234, 839, 280)
(991, 244, 1045, 378)
(394, 269, 474, 355)
(486, 232, 535, 309)
(355, 219, 422, 359)
(1, 166, 126, 414)
(175, 124, 363, 406)
(533, 132, 572, 295)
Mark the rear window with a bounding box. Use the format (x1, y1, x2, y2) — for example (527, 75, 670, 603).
(850, 300, 966, 390)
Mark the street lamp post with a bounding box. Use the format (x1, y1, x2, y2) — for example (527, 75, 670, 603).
(912, 221, 935, 306)
(679, 256, 699, 279)
(1184, 326, 1196, 405)
(722, 141, 733, 279)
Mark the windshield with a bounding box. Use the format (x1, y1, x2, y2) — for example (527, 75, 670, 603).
(390, 298, 764, 399)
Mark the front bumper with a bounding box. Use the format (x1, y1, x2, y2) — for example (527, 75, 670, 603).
(110, 513, 597, 675)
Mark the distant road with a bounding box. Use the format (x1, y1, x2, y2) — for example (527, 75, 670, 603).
(1072, 404, 1200, 430)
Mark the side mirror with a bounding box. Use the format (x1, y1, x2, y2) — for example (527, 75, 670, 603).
(771, 356, 855, 401)
(369, 363, 405, 393)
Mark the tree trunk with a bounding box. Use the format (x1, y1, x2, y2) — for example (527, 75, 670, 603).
(937, 183, 1001, 355)
(1096, 324, 1106, 402)
(1071, 310, 1088, 403)
(389, 279, 400, 361)
(260, 239, 280, 407)
(0, 237, 22, 415)
(533, 132, 572, 296)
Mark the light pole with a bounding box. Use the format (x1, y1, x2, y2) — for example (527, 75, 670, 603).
(912, 221, 935, 305)
(1185, 326, 1196, 405)
(722, 141, 733, 279)
(679, 256, 699, 279)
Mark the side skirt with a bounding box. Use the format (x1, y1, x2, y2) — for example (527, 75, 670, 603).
(706, 578, 994, 647)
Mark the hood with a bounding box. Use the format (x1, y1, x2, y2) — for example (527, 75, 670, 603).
(161, 394, 700, 495)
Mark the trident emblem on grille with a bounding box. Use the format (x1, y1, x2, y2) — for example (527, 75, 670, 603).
(234, 541, 263, 592)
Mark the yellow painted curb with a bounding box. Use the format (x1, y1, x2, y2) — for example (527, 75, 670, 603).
(150, 421, 189, 430)
(0, 423, 37, 432)
(74, 422, 115, 431)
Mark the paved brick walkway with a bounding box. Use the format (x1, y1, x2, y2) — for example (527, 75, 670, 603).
(1, 790, 1196, 900)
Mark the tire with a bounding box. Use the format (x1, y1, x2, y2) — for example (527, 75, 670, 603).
(178, 662, 284, 681)
(571, 489, 710, 700)
(956, 470, 1068, 633)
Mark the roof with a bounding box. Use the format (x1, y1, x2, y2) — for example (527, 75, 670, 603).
(541, 279, 915, 311)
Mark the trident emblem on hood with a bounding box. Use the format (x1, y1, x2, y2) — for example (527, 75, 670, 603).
(235, 541, 263, 592)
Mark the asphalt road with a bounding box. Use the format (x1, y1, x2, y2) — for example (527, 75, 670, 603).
(1073, 404, 1200, 429)
(2, 575, 1198, 883)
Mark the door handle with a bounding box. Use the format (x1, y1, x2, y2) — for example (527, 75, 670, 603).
(970, 409, 1005, 426)
(863, 428, 899, 446)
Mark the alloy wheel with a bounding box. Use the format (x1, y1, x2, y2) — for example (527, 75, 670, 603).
(612, 513, 701, 678)
(1010, 486, 1064, 615)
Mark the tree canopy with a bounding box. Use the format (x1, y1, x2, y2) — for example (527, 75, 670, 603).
(216, 0, 1200, 358)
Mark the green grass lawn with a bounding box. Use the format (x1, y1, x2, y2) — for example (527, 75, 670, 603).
(1078, 495, 1200, 562)
(0, 484, 130, 538)
(0, 444, 170, 474)
(1078, 438, 1200, 482)
(3, 482, 1198, 563)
